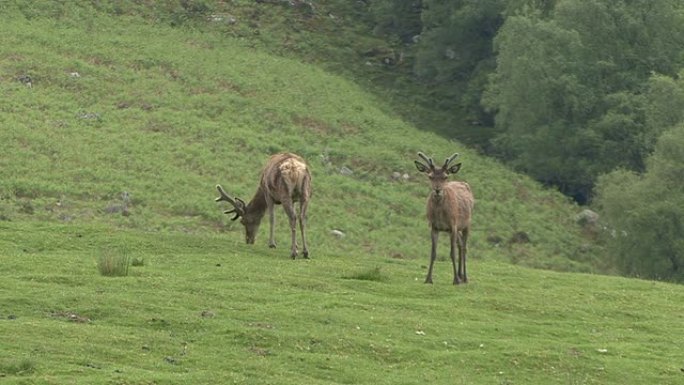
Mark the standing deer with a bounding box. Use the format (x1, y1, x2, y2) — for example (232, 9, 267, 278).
(415, 151, 474, 284)
(215, 153, 312, 259)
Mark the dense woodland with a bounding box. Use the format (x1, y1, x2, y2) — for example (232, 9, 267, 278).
(6, 0, 684, 283)
(369, 0, 684, 282)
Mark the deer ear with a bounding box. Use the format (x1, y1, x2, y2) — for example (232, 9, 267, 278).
(447, 163, 462, 175)
(415, 161, 430, 173)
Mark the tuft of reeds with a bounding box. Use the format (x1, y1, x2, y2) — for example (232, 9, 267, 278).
(97, 247, 130, 277)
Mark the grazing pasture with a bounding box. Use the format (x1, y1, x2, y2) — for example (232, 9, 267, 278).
(1, 223, 683, 384)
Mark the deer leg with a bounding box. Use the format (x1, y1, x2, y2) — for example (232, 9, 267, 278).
(299, 199, 309, 259)
(459, 228, 469, 283)
(425, 229, 439, 284)
(267, 200, 277, 249)
(451, 230, 461, 285)
(282, 199, 298, 259)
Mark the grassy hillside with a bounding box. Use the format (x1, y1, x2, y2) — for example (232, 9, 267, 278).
(2, 2, 682, 384)
(0, 5, 593, 270)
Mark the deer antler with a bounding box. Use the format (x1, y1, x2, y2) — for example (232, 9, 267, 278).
(417, 151, 435, 169)
(215, 184, 246, 221)
(443, 153, 459, 169)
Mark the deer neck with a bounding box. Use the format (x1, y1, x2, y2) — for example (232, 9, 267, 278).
(246, 186, 268, 218)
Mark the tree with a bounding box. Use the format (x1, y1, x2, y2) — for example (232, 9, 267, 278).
(366, 0, 558, 149)
(595, 71, 684, 281)
(595, 125, 684, 281)
(643, 73, 684, 148)
(483, 13, 602, 199)
(484, 0, 684, 202)
(415, 0, 505, 123)
(368, 0, 423, 44)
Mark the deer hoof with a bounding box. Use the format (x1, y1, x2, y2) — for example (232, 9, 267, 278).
(269, 244, 276, 249)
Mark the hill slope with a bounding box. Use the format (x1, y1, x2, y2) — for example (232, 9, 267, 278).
(0, 6, 592, 271)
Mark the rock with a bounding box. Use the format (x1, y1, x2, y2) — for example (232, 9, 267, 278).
(576, 209, 599, 227)
(339, 166, 353, 176)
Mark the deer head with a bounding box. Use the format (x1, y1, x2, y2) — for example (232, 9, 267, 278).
(414, 152, 462, 197)
(215, 184, 260, 244)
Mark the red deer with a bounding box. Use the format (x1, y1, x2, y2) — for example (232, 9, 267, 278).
(215, 153, 312, 259)
(415, 152, 474, 284)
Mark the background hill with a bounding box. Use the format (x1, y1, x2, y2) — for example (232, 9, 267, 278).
(1, 2, 683, 384)
(0, 1, 595, 271)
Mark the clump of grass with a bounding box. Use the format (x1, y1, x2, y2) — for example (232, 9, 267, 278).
(97, 247, 130, 277)
(342, 266, 385, 282)
(131, 257, 145, 267)
(0, 358, 36, 376)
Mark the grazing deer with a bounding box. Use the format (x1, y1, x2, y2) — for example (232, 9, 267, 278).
(415, 151, 474, 284)
(215, 153, 312, 259)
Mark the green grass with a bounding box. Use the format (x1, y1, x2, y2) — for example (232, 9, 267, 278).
(1, 3, 680, 384)
(1, 222, 683, 384)
(0, 358, 36, 376)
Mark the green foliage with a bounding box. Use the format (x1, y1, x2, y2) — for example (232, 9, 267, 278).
(368, 0, 559, 149)
(485, 0, 684, 201)
(369, 0, 422, 43)
(484, 13, 598, 199)
(555, 0, 684, 78)
(595, 125, 684, 281)
(595, 72, 684, 282)
(643, 72, 684, 145)
(414, 0, 505, 129)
